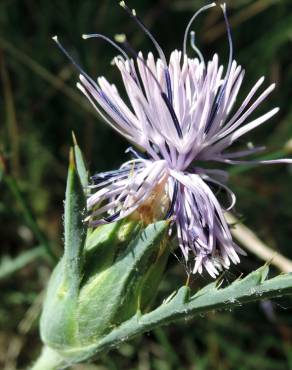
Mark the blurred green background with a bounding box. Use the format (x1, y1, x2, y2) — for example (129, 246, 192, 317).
(1, 0, 292, 369)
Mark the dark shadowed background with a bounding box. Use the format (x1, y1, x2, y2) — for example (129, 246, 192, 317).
(1, 0, 292, 369)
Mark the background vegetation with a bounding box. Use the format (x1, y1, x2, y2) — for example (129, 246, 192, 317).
(0, 0, 292, 369)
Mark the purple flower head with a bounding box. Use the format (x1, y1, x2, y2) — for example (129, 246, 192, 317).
(53, 2, 292, 278)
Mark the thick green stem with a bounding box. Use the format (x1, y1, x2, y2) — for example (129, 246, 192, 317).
(31, 346, 68, 370)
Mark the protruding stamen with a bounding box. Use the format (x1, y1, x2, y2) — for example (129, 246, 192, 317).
(164, 69, 173, 104)
(220, 3, 233, 83)
(82, 33, 129, 62)
(205, 4, 234, 133)
(52, 35, 97, 88)
(190, 31, 205, 67)
(119, 1, 173, 102)
(119, 1, 167, 66)
(183, 2, 216, 58)
(82, 32, 141, 86)
(161, 93, 183, 138)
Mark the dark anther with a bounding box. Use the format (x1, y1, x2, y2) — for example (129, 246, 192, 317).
(165, 180, 178, 219)
(103, 210, 121, 222)
(205, 5, 233, 134)
(161, 93, 183, 138)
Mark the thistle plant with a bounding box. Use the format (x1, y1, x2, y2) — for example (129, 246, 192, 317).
(32, 3, 292, 369)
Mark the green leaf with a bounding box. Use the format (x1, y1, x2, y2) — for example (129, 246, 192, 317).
(0, 246, 45, 280)
(4, 175, 56, 262)
(77, 266, 292, 362)
(37, 265, 292, 367)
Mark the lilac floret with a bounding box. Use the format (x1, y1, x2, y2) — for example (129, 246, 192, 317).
(54, 3, 292, 277)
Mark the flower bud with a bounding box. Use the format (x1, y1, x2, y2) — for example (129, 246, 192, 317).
(38, 150, 169, 366)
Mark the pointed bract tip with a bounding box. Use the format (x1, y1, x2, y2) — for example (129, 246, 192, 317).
(119, 1, 126, 8)
(132, 8, 137, 16)
(52, 35, 58, 42)
(82, 34, 91, 40)
(72, 131, 77, 146)
(114, 33, 127, 43)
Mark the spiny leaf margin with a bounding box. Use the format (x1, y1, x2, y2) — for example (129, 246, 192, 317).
(53, 265, 292, 364)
